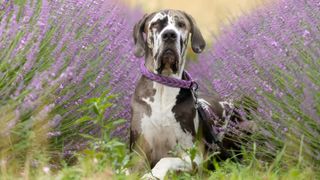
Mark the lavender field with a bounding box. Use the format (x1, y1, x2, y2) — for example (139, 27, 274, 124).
(0, 0, 319, 179)
(189, 0, 320, 165)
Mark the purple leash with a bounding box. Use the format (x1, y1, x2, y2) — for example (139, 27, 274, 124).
(140, 62, 198, 90)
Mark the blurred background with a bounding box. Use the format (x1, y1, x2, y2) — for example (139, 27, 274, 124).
(123, 0, 268, 40)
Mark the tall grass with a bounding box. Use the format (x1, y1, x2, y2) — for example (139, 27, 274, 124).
(189, 0, 320, 169)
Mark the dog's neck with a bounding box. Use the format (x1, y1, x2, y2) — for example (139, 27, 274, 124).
(142, 51, 185, 106)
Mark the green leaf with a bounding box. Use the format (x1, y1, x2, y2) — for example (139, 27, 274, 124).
(100, 103, 113, 111)
(73, 116, 92, 125)
(93, 102, 100, 115)
(84, 97, 100, 104)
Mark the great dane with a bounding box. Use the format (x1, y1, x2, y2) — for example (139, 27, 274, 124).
(130, 9, 251, 179)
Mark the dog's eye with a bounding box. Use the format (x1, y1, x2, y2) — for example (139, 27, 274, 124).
(151, 22, 160, 29)
(177, 22, 186, 29)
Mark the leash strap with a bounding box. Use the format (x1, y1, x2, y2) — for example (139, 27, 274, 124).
(197, 100, 221, 144)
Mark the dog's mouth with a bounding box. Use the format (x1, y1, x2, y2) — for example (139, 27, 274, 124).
(156, 49, 179, 75)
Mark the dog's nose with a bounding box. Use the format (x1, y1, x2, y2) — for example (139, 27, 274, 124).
(162, 30, 177, 42)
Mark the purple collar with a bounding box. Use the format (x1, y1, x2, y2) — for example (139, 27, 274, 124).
(140, 62, 198, 90)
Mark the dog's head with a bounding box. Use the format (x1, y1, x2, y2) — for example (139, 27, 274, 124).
(133, 10, 206, 76)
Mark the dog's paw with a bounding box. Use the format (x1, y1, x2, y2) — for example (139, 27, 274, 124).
(142, 172, 159, 180)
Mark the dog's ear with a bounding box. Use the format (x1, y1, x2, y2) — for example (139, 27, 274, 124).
(133, 14, 150, 57)
(183, 12, 206, 53)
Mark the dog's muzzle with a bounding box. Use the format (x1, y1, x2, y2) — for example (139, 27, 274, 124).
(157, 30, 179, 74)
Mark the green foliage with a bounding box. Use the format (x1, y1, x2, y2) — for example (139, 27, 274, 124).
(166, 144, 318, 180)
(74, 91, 131, 173)
(51, 91, 138, 179)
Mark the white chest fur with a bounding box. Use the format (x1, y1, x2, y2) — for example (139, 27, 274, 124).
(140, 82, 196, 161)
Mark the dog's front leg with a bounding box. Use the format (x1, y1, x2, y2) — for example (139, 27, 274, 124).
(142, 154, 201, 180)
(143, 157, 191, 180)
